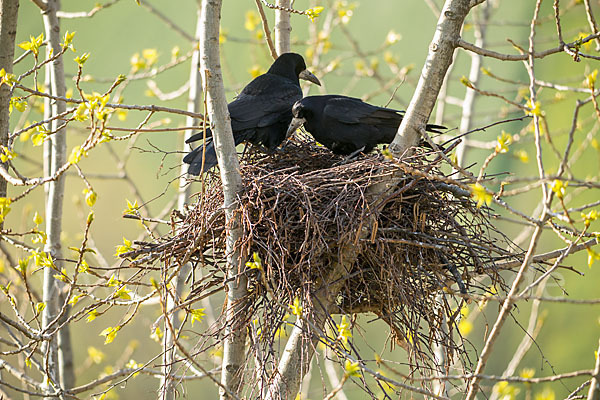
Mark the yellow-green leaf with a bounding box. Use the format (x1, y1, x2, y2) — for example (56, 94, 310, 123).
(113, 286, 131, 300)
(115, 237, 133, 257)
(305, 6, 324, 22)
(33, 211, 43, 225)
(344, 360, 360, 377)
(87, 309, 100, 322)
(100, 326, 120, 344)
(470, 183, 492, 208)
(245, 252, 263, 270)
(83, 189, 97, 207)
(190, 308, 206, 326)
(244, 10, 260, 31)
(35, 302, 46, 313)
(88, 346, 105, 364)
(337, 315, 352, 344)
(289, 297, 303, 317)
(74, 53, 90, 66)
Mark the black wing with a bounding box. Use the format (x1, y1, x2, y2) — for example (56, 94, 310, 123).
(184, 74, 302, 174)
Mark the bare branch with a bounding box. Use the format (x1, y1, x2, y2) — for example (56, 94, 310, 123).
(457, 33, 600, 61)
(255, 0, 278, 59)
(391, 0, 477, 156)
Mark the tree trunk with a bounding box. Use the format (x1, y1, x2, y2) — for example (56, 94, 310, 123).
(199, 0, 247, 398)
(264, 248, 358, 400)
(160, 4, 203, 399)
(275, 0, 291, 54)
(456, 2, 490, 166)
(0, 0, 19, 202)
(41, 0, 72, 396)
(390, 0, 479, 156)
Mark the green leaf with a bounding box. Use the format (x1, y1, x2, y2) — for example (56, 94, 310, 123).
(0, 197, 11, 223)
(124, 199, 139, 215)
(87, 309, 99, 322)
(305, 6, 324, 22)
(74, 52, 90, 66)
(190, 308, 206, 326)
(0, 146, 17, 162)
(87, 211, 95, 224)
(115, 237, 133, 256)
(69, 294, 83, 305)
(18, 33, 44, 57)
(33, 211, 43, 225)
(17, 258, 29, 274)
(100, 326, 120, 344)
(35, 302, 46, 313)
(113, 286, 132, 300)
(87, 346, 105, 364)
(469, 183, 492, 208)
(68, 145, 87, 164)
(344, 360, 360, 377)
(62, 31, 76, 51)
(245, 252, 263, 270)
(289, 297, 303, 317)
(0, 68, 17, 87)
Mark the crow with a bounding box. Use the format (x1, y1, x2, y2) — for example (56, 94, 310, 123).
(183, 53, 321, 175)
(286, 95, 445, 156)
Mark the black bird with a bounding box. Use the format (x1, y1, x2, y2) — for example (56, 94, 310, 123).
(183, 53, 321, 175)
(286, 95, 445, 156)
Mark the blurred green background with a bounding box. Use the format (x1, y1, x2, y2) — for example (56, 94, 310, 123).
(2, 0, 600, 399)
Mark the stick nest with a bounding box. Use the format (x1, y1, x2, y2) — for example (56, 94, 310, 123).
(126, 137, 518, 356)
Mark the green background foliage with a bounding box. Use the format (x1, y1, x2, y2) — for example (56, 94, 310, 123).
(2, 0, 599, 398)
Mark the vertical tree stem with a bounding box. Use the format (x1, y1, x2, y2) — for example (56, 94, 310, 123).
(275, 0, 291, 54)
(456, 2, 490, 166)
(160, 3, 203, 399)
(588, 338, 600, 400)
(41, 0, 71, 396)
(0, 0, 19, 202)
(199, 0, 247, 398)
(390, 0, 476, 156)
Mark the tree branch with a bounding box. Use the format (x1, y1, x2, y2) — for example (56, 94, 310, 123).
(275, 0, 292, 54)
(0, 0, 19, 206)
(198, 1, 247, 399)
(390, 0, 477, 156)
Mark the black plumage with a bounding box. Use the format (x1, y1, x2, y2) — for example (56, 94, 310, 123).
(287, 95, 445, 155)
(183, 53, 320, 175)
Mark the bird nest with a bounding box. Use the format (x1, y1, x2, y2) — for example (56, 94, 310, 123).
(124, 137, 520, 361)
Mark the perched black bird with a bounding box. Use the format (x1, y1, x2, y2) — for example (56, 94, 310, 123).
(183, 53, 321, 175)
(287, 95, 445, 156)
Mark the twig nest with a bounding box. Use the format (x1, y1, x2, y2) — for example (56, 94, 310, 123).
(180, 138, 509, 322)
(124, 137, 514, 354)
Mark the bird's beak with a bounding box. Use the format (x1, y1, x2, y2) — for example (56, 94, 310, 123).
(298, 69, 321, 86)
(287, 117, 306, 137)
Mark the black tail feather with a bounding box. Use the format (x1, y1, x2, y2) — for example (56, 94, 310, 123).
(183, 139, 218, 175)
(185, 127, 213, 144)
(425, 123, 446, 134)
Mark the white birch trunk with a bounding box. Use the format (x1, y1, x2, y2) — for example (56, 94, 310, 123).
(456, 2, 490, 166)
(0, 0, 19, 202)
(160, 5, 203, 400)
(390, 0, 479, 156)
(199, 1, 247, 398)
(41, 0, 71, 396)
(275, 0, 292, 55)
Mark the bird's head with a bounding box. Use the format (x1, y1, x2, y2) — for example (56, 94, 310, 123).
(269, 53, 321, 86)
(287, 100, 309, 138)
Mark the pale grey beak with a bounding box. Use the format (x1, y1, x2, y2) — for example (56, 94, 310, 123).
(298, 69, 321, 86)
(287, 117, 306, 137)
